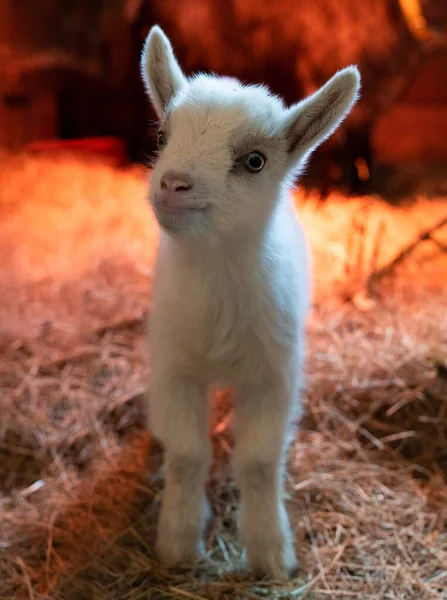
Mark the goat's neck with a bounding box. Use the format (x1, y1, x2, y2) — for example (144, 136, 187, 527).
(165, 227, 270, 280)
(164, 193, 288, 273)
(163, 236, 259, 281)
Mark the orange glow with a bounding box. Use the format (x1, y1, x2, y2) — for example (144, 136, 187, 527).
(0, 154, 158, 284)
(398, 0, 430, 41)
(0, 154, 445, 321)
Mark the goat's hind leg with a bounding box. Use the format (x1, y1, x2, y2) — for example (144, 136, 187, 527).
(233, 381, 298, 579)
(150, 374, 211, 565)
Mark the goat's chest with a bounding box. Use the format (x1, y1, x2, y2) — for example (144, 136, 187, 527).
(151, 257, 297, 380)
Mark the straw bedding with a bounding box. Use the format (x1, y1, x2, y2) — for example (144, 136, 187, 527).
(0, 155, 446, 600)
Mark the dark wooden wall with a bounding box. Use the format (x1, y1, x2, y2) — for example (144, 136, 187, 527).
(0, 0, 445, 193)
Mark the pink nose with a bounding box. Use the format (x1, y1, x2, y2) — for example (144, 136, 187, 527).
(160, 170, 193, 194)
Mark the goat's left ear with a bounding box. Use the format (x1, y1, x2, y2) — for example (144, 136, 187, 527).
(284, 66, 361, 160)
(140, 26, 186, 118)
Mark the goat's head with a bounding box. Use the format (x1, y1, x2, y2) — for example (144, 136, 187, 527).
(141, 26, 360, 240)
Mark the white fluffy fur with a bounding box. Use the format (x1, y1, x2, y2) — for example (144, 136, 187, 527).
(141, 26, 360, 578)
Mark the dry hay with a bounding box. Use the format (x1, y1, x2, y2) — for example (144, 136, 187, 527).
(0, 154, 446, 600)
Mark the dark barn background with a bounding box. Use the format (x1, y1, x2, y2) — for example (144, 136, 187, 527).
(0, 0, 446, 194)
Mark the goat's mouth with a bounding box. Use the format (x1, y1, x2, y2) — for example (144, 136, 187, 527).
(153, 197, 210, 216)
(155, 203, 209, 216)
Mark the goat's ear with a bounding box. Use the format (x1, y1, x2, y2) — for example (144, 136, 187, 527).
(140, 26, 186, 117)
(284, 66, 360, 160)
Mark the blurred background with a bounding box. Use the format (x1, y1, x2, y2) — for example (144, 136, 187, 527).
(1, 0, 446, 196)
(1, 3, 446, 599)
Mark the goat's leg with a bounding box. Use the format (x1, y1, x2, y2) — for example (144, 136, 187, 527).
(150, 373, 211, 565)
(233, 381, 298, 579)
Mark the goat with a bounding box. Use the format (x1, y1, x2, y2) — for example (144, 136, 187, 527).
(140, 25, 360, 579)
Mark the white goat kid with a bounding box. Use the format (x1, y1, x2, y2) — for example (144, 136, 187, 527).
(141, 26, 360, 579)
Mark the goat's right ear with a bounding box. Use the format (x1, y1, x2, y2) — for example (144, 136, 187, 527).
(140, 26, 186, 118)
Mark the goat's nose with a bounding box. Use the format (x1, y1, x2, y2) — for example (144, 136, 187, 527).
(160, 170, 193, 193)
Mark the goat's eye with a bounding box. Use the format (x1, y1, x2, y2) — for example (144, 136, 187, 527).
(245, 151, 265, 173)
(157, 130, 167, 149)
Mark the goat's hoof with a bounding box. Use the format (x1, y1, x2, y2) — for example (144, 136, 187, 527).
(248, 539, 299, 580)
(156, 532, 201, 566)
(156, 498, 210, 566)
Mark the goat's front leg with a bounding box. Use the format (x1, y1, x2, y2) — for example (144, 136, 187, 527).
(150, 372, 211, 565)
(233, 380, 298, 579)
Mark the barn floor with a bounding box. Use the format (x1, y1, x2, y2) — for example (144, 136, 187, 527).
(0, 155, 446, 600)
